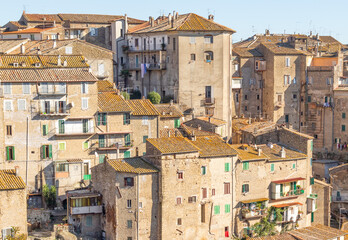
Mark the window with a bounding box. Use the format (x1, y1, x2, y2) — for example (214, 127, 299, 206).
(98, 63, 105, 77)
(326, 78, 332, 85)
(65, 46, 72, 54)
(143, 135, 148, 143)
(257, 106, 260, 110)
(6, 146, 15, 160)
(188, 196, 196, 203)
(124, 177, 134, 187)
(177, 171, 183, 179)
(17, 99, 26, 111)
(99, 154, 105, 163)
(127, 220, 132, 229)
(214, 205, 220, 215)
(135, 38, 139, 47)
(284, 75, 291, 85)
(81, 98, 88, 110)
(4, 100, 13, 111)
(81, 82, 88, 94)
(142, 116, 148, 125)
(225, 204, 231, 213)
(271, 163, 275, 172)
(127, 199, 132, 208)
(173, 37, 176, 51)
(56, 163, 68, 172)
(123, 113, 130, 125)
(22, 83, 30, 94)
(42, 145, 52, 159)
(293, 94, 297, 99)
(6, 125, 12, 136)
(2, 228, 13, 239)
(177, 218, 182, 225)
(58, 142, 66, 151)
(135, 71, 139, 80)
(97, 113, 107, 126)
(124, 134, 131, 146)
(190, 53, 196, 61)
(225, 162, 230, 172)
(234, 64, 239, 71)
(83, 141, 89, 150)
(204, 35, 213, 43)
(201, 204, 206, 223)
(201, 166, 207, 175)
(292, 163, 296, 169)
(212, 188, 215, 196)
(190, 37, 195, 44)
(83, 119, 89, 133)
(90, 28, 98, 36)
(285, 115, 289, 123)
(86, 216, 92, 226)
(244, 106, 248, 111)
(257, 94, 260, 100)
(224, 182, 231, 194)
(285, 57, 290, 67)
(127, 238, 132, 240)
(3, 83, 11, 94)
(293, 77, 296, 84)
(58, 120, 65, 134)
(174, 118, 181, 128)
(244, 95, 248, 100)
(242, 161, 249, 170)
(124, 151, 131, 158)
(342, 125, 346, 132)
(343, 113, 346, 119)
(242, 184, 249, 193)
(308, 96, 312, 102)
(202, 188, 207, 198)
(204, 51, 214, 62)
(98, 135, 105, 148)
(225, 227, 229, 237)
(176, 197, 182, 205)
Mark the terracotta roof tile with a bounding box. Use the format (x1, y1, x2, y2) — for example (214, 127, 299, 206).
(180, 124, 218, 137)
(289, 223, 348, 240)
(230, 144, 268, 161)
(98, 92, 132, 113)
(261, 42, 312, 55)
(196, 116, 226, 126)
(259, 144, 307, 161)
(0, 68, 97, 82)
(233, 47, 263, 57)
(147, 137, 199, 154)
(126, 99, 160, 116)
(250, 233, 297, 240)
(1, 27, 58, 35)
(97, 80, 114, 92)
(0, 39, 29, 54)
(0, 169, 26, 190)
(107, 157, 158, 174)
(189, 136, 237, 157)
(128, 13, 235, 34)
(8, 21, 26, 28)
(23, 13, 61, 23)
(58, 14, 145, 24)
(155, 104, 183, 118)
(159, 128, 183, 138)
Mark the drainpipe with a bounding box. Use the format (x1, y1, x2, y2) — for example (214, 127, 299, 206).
(136, 173, 140, 240)
(26, 116, 29, 185)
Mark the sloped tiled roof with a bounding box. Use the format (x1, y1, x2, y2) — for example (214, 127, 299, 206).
(97, 80, 114, 92)
(126, 99, 160, 116)
(259, 144, 307, 161)
(159, 128, 183, 138)
(0, 169, 26, 190)
(196, 117, 226, 126)
(147, 137, 199, 154)
(23, 13, 62, 23)
(230, 144, 269, 161)
(8, 21, 26, 28)
(155, 104, 183, 118)
(288, 223, 348, 240)
(261, 42, 312, 55)
(58, 14, 145, 24)
(0, 55, 89, 68)
(98, 92, 132, 113)
(129, 13, 235, 33)
(250, 233, 296, 240)
(107, 158, 158, 174)
(180, 124, 218, 137)
(0, 68, 97, 82)
(190, 136, 237, 157)
(1, 27, 59, 35)
(233, 47, 263, 57)
(0, 39, 29, 54)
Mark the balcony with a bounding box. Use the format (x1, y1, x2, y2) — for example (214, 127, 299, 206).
(271, 178, 305, 200)
(232, 78, 242, 89)
(125, 44, 167, 53)
(240, 198, 268, 219)
(70, 205, 102, 215)
(271, 202, 302, 223)
(275, 101, 285, 108)
(125, 62, 166, 71)
(97, 142, 132, 151)
(40, 109, 70, 116)
(242, 208, 267, 219)
(39, 90, 67, 96)
(201, 98, 215, 106)
(255, 60, 266, 71)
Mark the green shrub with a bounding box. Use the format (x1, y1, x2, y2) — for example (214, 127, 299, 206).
(131, 90, 142, 99)
(121, 91, 130, 100)
(147, 91, 161, 104)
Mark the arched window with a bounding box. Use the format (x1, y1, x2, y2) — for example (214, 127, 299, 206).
(204, 51, 214, 62)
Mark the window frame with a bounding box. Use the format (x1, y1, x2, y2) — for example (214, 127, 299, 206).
(242, 161, 249, 170)
(6, 125, 12, 136)
(81, 97, 89, 110)
(124, 177, 134, 187)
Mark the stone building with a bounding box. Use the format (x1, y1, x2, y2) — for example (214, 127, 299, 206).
(146, 135, 238, 239)
(2, 12, 145, 49)
(0, 55, 98, 205)
(155, 102, 183, 130)
(312, 179, 331, 226)
(0, 169, 27, 238)
(6, 39, 114, 83)
(121, 12, 235, 139)
(96, 80, 160, 159)
(183, 116, 227, 138)
(0, 26, 65, 41)
(92, 157, 159, 240)
(312, 159, 339, 181)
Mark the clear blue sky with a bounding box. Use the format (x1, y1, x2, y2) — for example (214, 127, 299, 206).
(1, 0, 346, 43)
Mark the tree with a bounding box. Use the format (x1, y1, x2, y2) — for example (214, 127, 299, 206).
(121, 91, 130, 100)
(43, 184, 56, 209)
(119, 69, 132, 87)
(5, 227, 26, 240)
(131, 90, 142, 99)
(147, 91, 161, 104)
(251, 207, 279, 237)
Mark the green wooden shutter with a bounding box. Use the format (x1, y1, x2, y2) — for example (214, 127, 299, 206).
(311, 212, 314, 222)
(6, 147, 9, 160)
(143, 135, 148, 143)
(310, 177, 315, 185)
(271, 163, 275, 172)
(41, 145, 46, 159)
(99, 154, 105, 163)
(48, 145, 52, 159)
(243, 161, 249, 170)
(225, 163, 230, 172)
(125, 134, 130, 146)
(214, 205, 220, 214)
(43, 125, 48, 136)
(174, 118, 180, 128)
(97, 113, 101, 126)
(280, 184, 283, 196)
(12, 147, 15, 160)
(83, 141, 89, 149)
(242, 184, 245, 193)
(225, 204, 230, 213)
(124, 151, 130, 158)
(83, 119, 88, 133)
(58, 120, 65, 134)
(123, 113, 127, 125)
(99, 135, 105, 148)
(102, 113, 107, 125)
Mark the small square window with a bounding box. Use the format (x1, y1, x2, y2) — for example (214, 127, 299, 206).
(127, 199, 132, 208)
(124, 177, 134, 187)
(201, 166, 207, 175)
(191, 54, 196, 61)
(58, 142, 66, 151)
(242, 184, 249, 193)
(6, 125, 12, 136)
(127, 220, 132, 229)
(212, 188, 215, 196)
(177, 218, 182, 225)
(177, 171, 183, 179)
(176, 197, 182, 205)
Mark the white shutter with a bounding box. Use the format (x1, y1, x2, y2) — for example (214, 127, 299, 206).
(23, 83, 30, 94)
(81, 98, 88, 110)
(18, 99, 26, 111)
(4, 83, 11, 94)
(4, 100, 13, 111)
(98, 63, 105, 77)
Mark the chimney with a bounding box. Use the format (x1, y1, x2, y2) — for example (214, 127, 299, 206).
(258, 148, 262, 156)
(149, 16, 154, 27)
(168, 13, 172, 25)
(168, 131, 171, 137)
(63, 59, 68, 67)
(316, 33, 319, 40)
(280, 146, 286, 158)
(208, 14, 214, 21)
(116, 143, 120, 159)
(198, 125, 201, 131)
(53, 20, 56, 27)
(170, 99, 173, 106)
(57, 55, 61, 66)
(265, 29, 270, 36)
(124, 14, 128, 34)
(14, 166, 19, 176)
(175, 12, 179, 20)
(53, 40, 57, 48)
(20, 44, 25, 54)
(191, 130, 196, 141)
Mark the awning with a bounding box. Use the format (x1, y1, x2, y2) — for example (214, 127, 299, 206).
(241, 198, 269, 204)
(96, 131, 132, 135)
(272, 177, 305, 184)
(70, 193, 100, 199)
(67, 116, 93, 120)
(272, 202, 303, 208)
